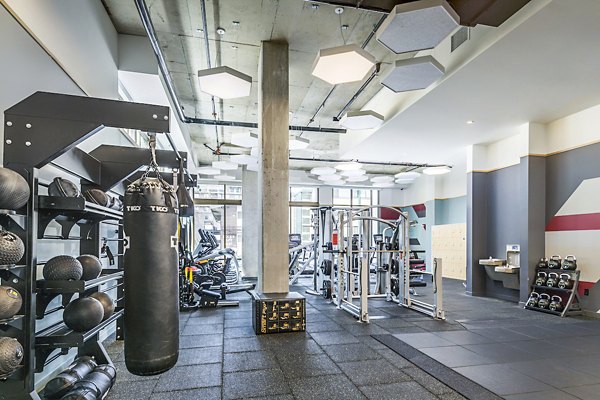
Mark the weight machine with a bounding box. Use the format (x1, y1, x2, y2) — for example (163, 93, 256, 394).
(307, 206, 444, 323)
(288, 234, 316, 285)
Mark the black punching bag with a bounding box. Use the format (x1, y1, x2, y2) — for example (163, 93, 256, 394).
(124, 177, 179, 375)
(176, 159, 194, 218)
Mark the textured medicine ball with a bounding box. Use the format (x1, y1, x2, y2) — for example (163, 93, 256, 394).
(0, 286, 22, 319)
(63, 297, 104, 332)
(0, 168, 29, 210)
(88, 292, 115, 321)
(77, 255, 102, 281)
(83, 189, 109, 207)
(48, 177, 80, 198)
(43, 256, 83, 281)
(0, 337, 23, 375)
(0, 230, 25, 265)
(43, 356, 97, 400)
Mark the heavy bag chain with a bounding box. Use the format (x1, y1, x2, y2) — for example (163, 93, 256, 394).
(141, 133, 171, 192)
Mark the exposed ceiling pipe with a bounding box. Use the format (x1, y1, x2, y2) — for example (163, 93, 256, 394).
(304, 0, 389, 14)
(199, 0, 221, 149)
(289, 156, 448, 169)
(334, 63, 380, 121)
(135, 0, 349, 137)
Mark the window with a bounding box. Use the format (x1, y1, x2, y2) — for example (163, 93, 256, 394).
(290, 206, 313, 243)
(224, 205, 242, 257)
(290, 186, 318, 203)
(195, 205, 223, 244)
(226, 185, 243, 200)
(333, 188, 352, 206)
(196, 184, 225, 200)
(194, 184, 242, 252)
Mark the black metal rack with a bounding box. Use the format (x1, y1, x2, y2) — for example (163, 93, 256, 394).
(525, 268, 583, 317)
(0, 92, 184, 399)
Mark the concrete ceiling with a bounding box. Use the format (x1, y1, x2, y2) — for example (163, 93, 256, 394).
(345, 0, 600, 164)
(103, 0, 410, 174)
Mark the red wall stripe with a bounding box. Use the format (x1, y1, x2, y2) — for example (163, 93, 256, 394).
(578, 281, 595, 298)
(546, 213, 600, 231)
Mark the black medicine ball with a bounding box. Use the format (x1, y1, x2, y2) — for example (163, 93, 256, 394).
(0, 286, 22, 320)
(84, 189, 109, 207)
(48, 177, 81, 198)
(77, 255, 102, 281)
(0, 168, 30, 210)
(43, 255, 83, 281)
(0, 231, 25, 265)
(89, 292, 115, 321)
(0, 337, 23, 375)
(63, 297, 104, 332)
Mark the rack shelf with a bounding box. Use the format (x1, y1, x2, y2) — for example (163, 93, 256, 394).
(531, 285, 573, 293)
(536, 268, 577, 274)
(0, 315, 24, 325)
(524, 306, 563, 316)
(34, 309, 124, 372)
(35, 270, 123, 319)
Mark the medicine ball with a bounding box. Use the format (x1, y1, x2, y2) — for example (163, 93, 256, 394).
(0, 286, 22, 319)
(48, 177, 80, 198)
(83, 189, 109, 207)
(0, 168, 29, 210)
(0, 337, 23, 375)
(89, 292, 115, 321)
(0, 231, 25, 265)
(43, 256, 83, 281)
(77, 255, 102, 281)
(63, 297, 104, 332)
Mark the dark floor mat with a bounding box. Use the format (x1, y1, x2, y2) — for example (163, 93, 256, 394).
(372, 334, 503, 400)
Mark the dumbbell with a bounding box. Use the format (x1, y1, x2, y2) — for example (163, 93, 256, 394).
(547, 255, 561, 269)
(526, 292, 540, 308)
(558, 273, 573, 289)
(562, 255, 577, 270)
(535, 271, 547, 286)
(546, 272, 559, 287)
(549, 295, 564, 312)
(537, 293, 551, 309)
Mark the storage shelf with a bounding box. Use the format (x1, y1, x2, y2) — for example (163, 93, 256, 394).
(38, 196, 122, 220)
(525, 305, 562, 316)
(35, 309, 124, 372)
(531, 285, 573, 293)
(0, 314, 24, 325)
(536, 268, 577, 273)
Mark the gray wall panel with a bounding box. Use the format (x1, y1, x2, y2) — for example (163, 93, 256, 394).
(466, 172, 487, 296)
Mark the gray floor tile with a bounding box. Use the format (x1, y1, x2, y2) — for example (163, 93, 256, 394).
(372, 318, 417, 329)
(177, 346, 222, 366)
(342, 322, 390, 336)
(224, 336, 267, 353)
(154, 363, 222, 392)
(375, 348, 413, 368)
(506, 359, 600, 388)
(322, 343, 382, 363)
(420, 345, 494, 368)
(453, 364, 551, 396)
(224, 318, 253, 328)
(112, 361, 161, 383)
(402, 367, 455, 396)
(385, 326, 429, 334)
(357, 334, 390, 349)
(507, 339, 589, 359)
(413, 320, 465, 332)
(338, 359, 411, 386)
(469, 327, 533, 342)
(503, 389, 580, 400)
(224, 325, 256, 338)
(223, 369, 290, 400)
(181, 323, 224, 335)
(179, 334, 223, 349)
(306, 320, 343, 333)
(564, 383, 600, 400)
(392, 332, 455, 349)
(149, 387, 221, 400)
(185, 315, 224, 325)
(359, 381, 437, 400)
(310, 331, 360, 346)
(432, 330, 494, 345)
(289, 374, 367, 400)
(278, 353, 341, 378)
(106, 379, 157, 400)
(223, 350, 277, 372)
(463, 342, 543, 363)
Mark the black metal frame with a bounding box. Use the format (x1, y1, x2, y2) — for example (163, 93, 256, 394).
(0, 92, 182, 399)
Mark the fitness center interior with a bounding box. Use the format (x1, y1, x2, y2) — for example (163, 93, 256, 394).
(1, 1, 600, 399)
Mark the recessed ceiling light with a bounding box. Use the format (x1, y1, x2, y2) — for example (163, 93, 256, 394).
(376, 0, 459, 54)
(198, 66, 252, 99)
(231, 132, 259, 148)
(196, 28, 203, 33)
(319, 174, 342, 181)
(373, 182, 395, 188)
(394, 171, 421, 179)
(346, 175, 369, 182)
(310, 167, 337, 176)
(232, 21, 240, 26)
(339, 110, 384, 130)
(214, 174, 235, 181)
(466, 120, 474, 124)
(335, 161, 362, 171)
(229, 154, 257, 165)
(216, 27, 226, 35)
(311, 44, 375, 85)
(340, 169, 366, 177)
(289, 136, 310, 150)
(371, 175, 395, 183)
(381, 56, 444, 93)
(197, 166, 221, 175)
(231, 45, 238, 49)
(212, 160, 238, 170)
(423, 166, 451, 175)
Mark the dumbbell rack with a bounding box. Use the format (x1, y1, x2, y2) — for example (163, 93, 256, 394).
(525, 268, 583, 317)
(0, 92, 183, 399)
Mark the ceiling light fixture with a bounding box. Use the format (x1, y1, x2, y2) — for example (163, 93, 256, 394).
(395, 178, 414, 184)
(339, 110, 384, 130)
(231, 132, 259, 148)
(371, 175, 395, 183)
(289, 136, 310, 150)
(423, 166, 451, 175)
(340, 169, 366, 177)
(318, 174, 342, 181)
(229, 154, 257, 165)
(335, 161, 362, 171)
(381, 56, 445, 93)
(216, 27, 226, 35)
(197, 166, 221, 175)
(214, 174, 235, 181)
(311, 44, 375, 85)
(212, 160, 238, 170)
(310, 167, 337, 176)
(346, 175, 369, 182)
(394, 171, 421, 179)
(466, 120, 474, 124)
(376, 0, 459, 54)
(198, 66, 252, 99)
(373, 182, 395, 188)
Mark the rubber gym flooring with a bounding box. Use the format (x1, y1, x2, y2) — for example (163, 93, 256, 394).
(104, 278, 600, 400)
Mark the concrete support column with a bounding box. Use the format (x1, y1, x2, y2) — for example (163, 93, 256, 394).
(242, 169, 260, 278)
(258, 41, 289, 293)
